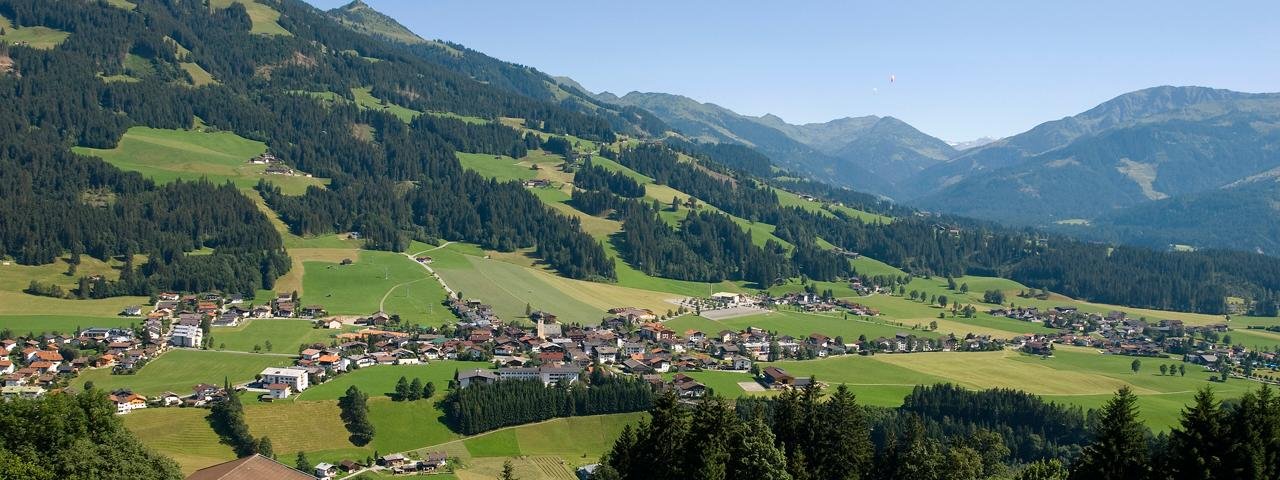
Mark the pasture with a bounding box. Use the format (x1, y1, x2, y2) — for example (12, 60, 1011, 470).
(122, 408, 235, 475)
(208, 0, 291, 36)
(352, 86, 420, 122)
(0, 315, 136, 336)
(211, 319, 349, 353)
(73, 126, 325, 195)
(0, 14, 70, 49)
(301, 250, 452, 326)
(74, 349, 293, 396)
(430, 243, 675, 324)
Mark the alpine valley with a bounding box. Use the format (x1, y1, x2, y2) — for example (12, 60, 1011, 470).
(0, 1, 1277, 480)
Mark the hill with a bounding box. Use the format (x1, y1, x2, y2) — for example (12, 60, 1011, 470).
(909, 86, 1280, 226)
(326, 0, 427, 45)
(594, 90, 892, 194)
(755, 113, 956, 184)
(1061, 169, 1280, 254)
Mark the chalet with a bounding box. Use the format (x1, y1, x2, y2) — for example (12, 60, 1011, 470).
(457, 369, 498, 388)
(300, 305, 327, 318)
(120, 305, 143, 317)
(109, 390, 148, 414)
(762, 366, 796, 387)
(421, 451, 449, 471)
(212, 313, 240, 327)
(159, 391, 182, 406)
(380, 454, 408, 468)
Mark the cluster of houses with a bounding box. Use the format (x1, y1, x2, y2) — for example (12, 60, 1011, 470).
(1, 326, 166, 400)
(249, 152, 311, 177)
(1000, 306, 1278, 373)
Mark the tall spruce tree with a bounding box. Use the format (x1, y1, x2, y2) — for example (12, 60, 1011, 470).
(1069, 386, 1149, 480)
(1167, 387, 1228, 479)
(727, 415, 792, 480)
(812, 384, 872, 480)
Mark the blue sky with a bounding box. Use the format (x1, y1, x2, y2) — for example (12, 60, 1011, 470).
(305, 0, 1280, 141)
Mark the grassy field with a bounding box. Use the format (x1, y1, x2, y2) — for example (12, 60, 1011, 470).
(74, 126, 325, 195)
(74, 349, 294, 396)
(180, 62, 217, 86)
(412, 413, 647, 479)
(212, 319, 351, 353)
(122, 407, 235, 475)
(208, 0, 291, 36)
(301, 250, 454, 326)
(352, 86, 420, 122)
(457, 152, 541, 183)
(739, 346, 1268, 430)
(0, 14, 71, 49)
(430, 243, 675, 324)
(0, 315, 136, 335)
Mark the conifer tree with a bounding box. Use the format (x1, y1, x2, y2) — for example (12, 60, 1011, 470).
(1167, 387, 1228, 479)
(1069, 386, 1149, 480)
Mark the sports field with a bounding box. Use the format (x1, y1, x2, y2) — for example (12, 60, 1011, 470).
(74, 349, 294, 396)
(73, 127, 325, 195)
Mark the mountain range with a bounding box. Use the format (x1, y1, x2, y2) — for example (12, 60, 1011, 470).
(578, 82, 1280, 255)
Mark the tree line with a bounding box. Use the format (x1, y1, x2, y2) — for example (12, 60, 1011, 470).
(595, 382, 1280, 480)
(442, 370, 652, 435)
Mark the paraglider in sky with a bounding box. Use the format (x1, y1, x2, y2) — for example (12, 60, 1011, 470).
(889, 74, 896, 83)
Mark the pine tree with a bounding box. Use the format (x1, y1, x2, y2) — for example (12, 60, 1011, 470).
(255, 436, 274, 459)
(682, 394, 735, 480)
(394, 376, 410, 401)
(1167, 387, 1228, 479)
(812, 385, 871, 480)
(295, 451, 311, 473)
(727, 415, 792, 480)
(1069, 386, 1149, 480)
(409, 378, 423, 401)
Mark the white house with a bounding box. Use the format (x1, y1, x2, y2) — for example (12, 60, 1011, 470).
(314, 463, 338, 479)
(266, 383, 292, 399)
(260, 367, 310, 391)
(170, 324, 203, 348)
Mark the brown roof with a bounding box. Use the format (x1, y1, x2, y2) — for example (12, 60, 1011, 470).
(186, 454, 313, 480)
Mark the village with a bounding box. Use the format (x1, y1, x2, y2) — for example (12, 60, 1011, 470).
(3, 280, 1279, 477)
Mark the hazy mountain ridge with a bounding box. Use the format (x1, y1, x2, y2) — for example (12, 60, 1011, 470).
(591, 89, 957, 195)
(909, 86, 1280, 228)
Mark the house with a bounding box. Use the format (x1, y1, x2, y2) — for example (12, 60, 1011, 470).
(300, 349, 321, 361)
(266, 383, 292, 400)
(380, 454, 408, 468)
(313, 462, 338, 479)
(260, 367, 310, 391)
(109, 391, 148, 414)
(458, 369, 498, 388)
(729, 355, 752, 371)
(301, 305, 327, 318)
(120, 305, 143, 316)
(577, 464, 601, 480)
(185, 454, 314, 480)
(762, 366, 796, 387)
(322, 319, 343, 329)
(0, 359, 12, 375)
(421, 451, 448, 471)
(159, 391, 183, 406)
(0, 385, 45, 400)
(170, 324, 203, 348)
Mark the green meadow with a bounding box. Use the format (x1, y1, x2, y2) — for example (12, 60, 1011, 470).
(74, 349, 293, 396)
(352, 86, 420, 122)
(211, 319, 352, 353)
(122, 407, 235, 475)
(74, 126, 325, 195)
(298, 362, 487, 401)
(0, 315, 136, 335)
(301, 249, 453, 326)
(208, 0, 291, 36)
(0, 14, 71, 49)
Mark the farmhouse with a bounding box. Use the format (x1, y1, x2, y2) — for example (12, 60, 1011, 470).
(762, 366, 796, 387)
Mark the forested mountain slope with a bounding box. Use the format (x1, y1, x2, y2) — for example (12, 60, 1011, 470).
(909, 86, 1280, 225)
